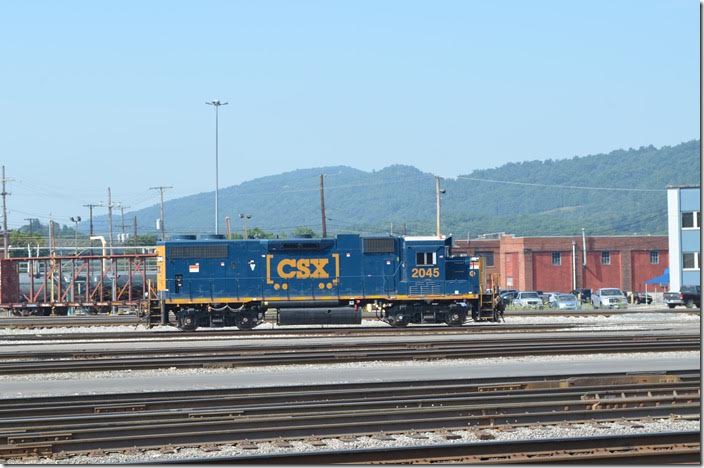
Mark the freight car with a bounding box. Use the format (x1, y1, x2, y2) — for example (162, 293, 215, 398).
(153, 234, 502, 330)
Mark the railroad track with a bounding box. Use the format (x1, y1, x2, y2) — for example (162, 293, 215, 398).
(0, 371, 698, 461)
(0, 306, 696, 330)
(158, 431, 701, 464)
(0, 334, 698, 374)
(0, 314, 144, 329)
(0, 323, 617, 343)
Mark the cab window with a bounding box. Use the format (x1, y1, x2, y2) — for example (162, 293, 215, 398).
(416, 252, 437, 265)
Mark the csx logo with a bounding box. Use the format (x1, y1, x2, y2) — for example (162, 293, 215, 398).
(276, 258, 330, 279)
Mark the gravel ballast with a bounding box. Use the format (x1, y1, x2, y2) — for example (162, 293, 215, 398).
(5, 417, 698, 464)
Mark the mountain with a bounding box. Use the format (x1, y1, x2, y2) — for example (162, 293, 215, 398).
(92, 140, 700, 238)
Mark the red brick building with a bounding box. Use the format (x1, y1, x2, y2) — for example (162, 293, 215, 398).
(453, 233, 668, 293)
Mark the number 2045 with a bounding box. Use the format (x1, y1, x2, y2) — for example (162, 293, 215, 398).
(411, 267, 440, 278)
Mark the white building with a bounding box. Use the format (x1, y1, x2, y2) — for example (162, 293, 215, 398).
(667, 185, 701, 291)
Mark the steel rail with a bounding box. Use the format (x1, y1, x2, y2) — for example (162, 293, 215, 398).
(152, 431, 701, 464)
(0, 373, 698, 459)
(0, 306, 696, 330)
(4, 332, 699, 358)
(2, 369, 695, 411)
(0, 323, 585, 342)
(1, 385, 698, 434)
(0, 336, 698, 374)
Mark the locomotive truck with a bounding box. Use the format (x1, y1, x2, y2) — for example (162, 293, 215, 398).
(153, 233, 502, 330)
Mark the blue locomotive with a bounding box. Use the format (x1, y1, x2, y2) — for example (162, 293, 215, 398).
(154, 234, 501, 330)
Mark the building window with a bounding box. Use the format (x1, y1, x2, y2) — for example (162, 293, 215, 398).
(683, 252, 700, 270)
(416, 252, 437, 266)
(552, 252, 561, 265)
(682, 211, 701, 229)
(475, 251, 494, 267)
(601, 251, 611, 265)
(650, 251, 659, 264)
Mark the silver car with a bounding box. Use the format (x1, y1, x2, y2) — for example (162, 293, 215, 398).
(550, 293, 581, 310)
(592, 288, 627, 309)
(513, 291, 543, 308)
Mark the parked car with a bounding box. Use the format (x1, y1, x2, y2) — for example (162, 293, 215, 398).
(664, 285, 701, 309)
(539, 292, 553, 304)
(631, 292, 653, 304)
(571, 288, 592, 303)
(550, 293, 581, 310)
(591, 288, 628, 309)
(513, 291, 543, 308)
(499, 290, 518, 304)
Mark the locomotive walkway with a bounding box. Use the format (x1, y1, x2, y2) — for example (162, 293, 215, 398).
(0, 371, 698, 462)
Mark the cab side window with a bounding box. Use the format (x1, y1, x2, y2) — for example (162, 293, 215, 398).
(416, 252, 437, 265)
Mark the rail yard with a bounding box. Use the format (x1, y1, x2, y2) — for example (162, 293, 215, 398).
(0, 305, 699, 464)
(0, 140, 699, 466)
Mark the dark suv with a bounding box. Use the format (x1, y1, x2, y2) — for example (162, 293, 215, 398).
(571, 288, 592, 303)
(664, 285, 701, 309)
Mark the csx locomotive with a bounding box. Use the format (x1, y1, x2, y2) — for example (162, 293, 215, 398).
(154, 234, 501, 330)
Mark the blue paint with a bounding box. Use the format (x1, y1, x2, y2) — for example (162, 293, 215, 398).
(160, 234, 479, 303)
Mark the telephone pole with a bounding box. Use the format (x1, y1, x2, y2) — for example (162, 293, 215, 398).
(24, 218, 38, 236)
(1, 166, 11, 259)
(133, 216, 138, 239)
(150, 186, 172, 241)
(435, 176, 445, 237)
(224, 216, 232, 240)
(319, 174, 327, 238)
(82, 203, 103, 237)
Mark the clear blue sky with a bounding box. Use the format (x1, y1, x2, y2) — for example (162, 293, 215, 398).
(0, 0, 698, 228)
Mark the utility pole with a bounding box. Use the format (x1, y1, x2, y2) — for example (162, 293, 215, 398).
(435, 176, 445, 237)
(206, 100, 228, 235)
(133, 216, 138, 239)
(82, 203, 103, 237)
(224, 216, 232, 240)
(1, 166, 11, 259)
(319, 174, 327, 238)
(107, 188, 114, 254)
(149, 186, 172, 241)
(581, 227, 587, 266)
(24, 218, 37, 236)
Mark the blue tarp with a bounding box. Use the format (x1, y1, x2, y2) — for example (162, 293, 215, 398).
(644, 268, 669, 286)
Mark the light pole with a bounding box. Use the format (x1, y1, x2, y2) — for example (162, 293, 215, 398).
(239, 213, 251, 239)
(206, 99, 228, 235)
(70, 216, 82, 255)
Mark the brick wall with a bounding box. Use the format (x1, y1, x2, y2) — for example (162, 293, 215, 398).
(454, 234, 668, 292)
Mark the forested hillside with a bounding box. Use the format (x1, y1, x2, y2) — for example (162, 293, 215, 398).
(93, 140, 700, 238)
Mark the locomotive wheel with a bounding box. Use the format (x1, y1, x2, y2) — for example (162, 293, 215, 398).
(177, 313, 197, 331)
(445, 310, 467, 327)
(388, 316, 409, 327)
(235, 315, 257, 330)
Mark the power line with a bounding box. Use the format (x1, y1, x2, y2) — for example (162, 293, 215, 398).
(455, 175, 666, 192)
